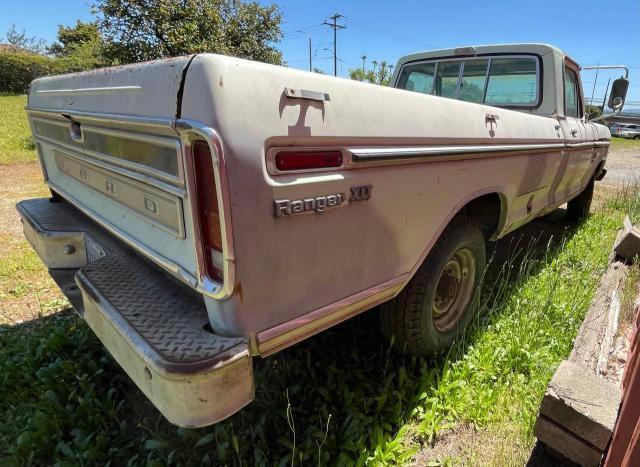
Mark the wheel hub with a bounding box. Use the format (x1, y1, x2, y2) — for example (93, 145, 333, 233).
(432, 247, 476, 331)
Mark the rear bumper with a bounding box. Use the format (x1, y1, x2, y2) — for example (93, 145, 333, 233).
(16, 197, 254, 428)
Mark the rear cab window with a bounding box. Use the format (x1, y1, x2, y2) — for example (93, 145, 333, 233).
(564, 66, 582, 118)
(396, 55, 540, 108)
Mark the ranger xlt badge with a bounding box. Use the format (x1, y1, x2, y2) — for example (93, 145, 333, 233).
(274, 185, 372, 217)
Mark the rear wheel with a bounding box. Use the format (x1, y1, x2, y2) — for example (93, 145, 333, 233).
(380, 216, 486, 357)
(566, 177, 594, 221)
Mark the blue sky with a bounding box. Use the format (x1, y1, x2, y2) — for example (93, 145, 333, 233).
(1, 0, 638, 107)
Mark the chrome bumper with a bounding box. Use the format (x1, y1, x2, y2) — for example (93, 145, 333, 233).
(16, 197, 254, 428)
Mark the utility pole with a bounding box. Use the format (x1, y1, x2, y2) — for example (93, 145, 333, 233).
(323, 13, 346, 76)
(296, 30, 313, 72)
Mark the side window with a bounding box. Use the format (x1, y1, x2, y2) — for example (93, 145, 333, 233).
(564, 67, 580, 118)
(434, 61, 462, 99)
(485, 58, 538, 105)
(459, 59, 489, 103)
(397, 63, 435, 94)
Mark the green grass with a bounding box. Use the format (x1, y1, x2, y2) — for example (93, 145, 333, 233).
(0, 94, 36, 165)
(611, 136, 640, 150)
(405, 211, 619, 464)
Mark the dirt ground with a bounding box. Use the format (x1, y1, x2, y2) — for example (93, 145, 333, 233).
(0, 163, 66, 325)
(600, 146, 640, 185)
(593, 144, 640, 207)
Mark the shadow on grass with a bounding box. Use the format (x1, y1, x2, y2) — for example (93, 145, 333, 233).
(0, 209, 582, 465)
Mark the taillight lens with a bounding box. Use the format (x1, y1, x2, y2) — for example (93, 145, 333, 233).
(192, 141, 224, 281)
(275, 150, 343, 171)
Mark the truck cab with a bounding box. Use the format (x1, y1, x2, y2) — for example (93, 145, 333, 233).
(391, 44, 616, 200)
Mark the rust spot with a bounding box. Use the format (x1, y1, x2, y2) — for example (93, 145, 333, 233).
(234, 281, 243, 302)
(219, 76, 224, 87)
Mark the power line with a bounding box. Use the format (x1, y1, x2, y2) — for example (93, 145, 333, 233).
(280, 25, 327, 43)
(286, 56, 334, 64)
(281, 24, 325, 36)
(341, 15, 439, 50)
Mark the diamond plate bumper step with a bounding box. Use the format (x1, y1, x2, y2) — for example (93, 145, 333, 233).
(16, 198, 254, 427)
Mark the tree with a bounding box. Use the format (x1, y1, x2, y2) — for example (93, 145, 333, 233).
(48, 20, 107, 70)
(5, 25, 47, 54)
(349, 59, 393, 86)
(586, 104, 603, 120)
(93, 0, 283, 65)
(349, 68, 375, 83)
(49, 21, 102, 56)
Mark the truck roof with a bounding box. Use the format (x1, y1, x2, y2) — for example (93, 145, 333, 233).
(396, 43, 566, 67)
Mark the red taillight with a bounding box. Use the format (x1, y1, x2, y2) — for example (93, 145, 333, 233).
(192, 141, 224, 281)
(275, 151, 343, 171)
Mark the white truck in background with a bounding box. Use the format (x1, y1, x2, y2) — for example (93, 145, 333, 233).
(17, 43, 629, 426)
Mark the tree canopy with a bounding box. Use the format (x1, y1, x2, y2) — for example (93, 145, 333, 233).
(93, 0, 283, 65)
(49, 21, 103, 57)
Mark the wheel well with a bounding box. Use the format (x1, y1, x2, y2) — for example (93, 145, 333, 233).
(459, 193, 503, 239)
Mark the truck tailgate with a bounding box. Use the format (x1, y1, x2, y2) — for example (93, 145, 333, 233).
(26, 56, 202, 290)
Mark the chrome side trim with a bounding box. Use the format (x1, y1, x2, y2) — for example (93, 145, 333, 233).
(256, 274, 408, 356)
(36, 85, 143, 96)
(350, 143, 566, 161)
(565, 142, 598, 148)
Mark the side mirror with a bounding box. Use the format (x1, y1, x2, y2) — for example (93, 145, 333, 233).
(608, 77, 629, 111)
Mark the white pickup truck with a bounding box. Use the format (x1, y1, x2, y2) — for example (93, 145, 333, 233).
(17, 43, 629, 427)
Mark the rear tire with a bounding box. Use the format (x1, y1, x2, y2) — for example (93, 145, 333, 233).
(380, 216, 486, 357)
(566, 177, 594, 221)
